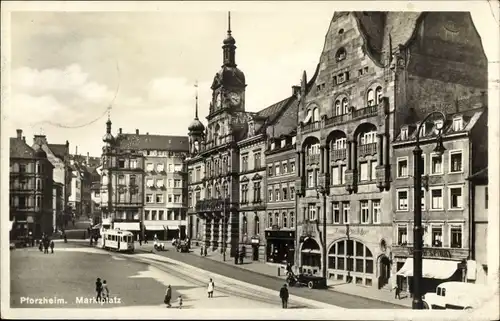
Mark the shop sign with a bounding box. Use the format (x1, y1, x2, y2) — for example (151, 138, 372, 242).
(407, 247, 452, 258)
(332, 227, 368, 237)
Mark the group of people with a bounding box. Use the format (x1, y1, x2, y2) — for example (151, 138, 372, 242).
(95, 278, 110, 301)
(164, 285, 183, 309)
(38, 234, 55, 254)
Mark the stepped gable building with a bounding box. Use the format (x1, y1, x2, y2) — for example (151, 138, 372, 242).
(10, 129, 54, 240)
(186, 12, 312, 260)
(294, 11, 487, 289)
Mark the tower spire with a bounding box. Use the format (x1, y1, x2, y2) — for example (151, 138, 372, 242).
(194, 80, 199, 120)
(228, 11, 231, 36)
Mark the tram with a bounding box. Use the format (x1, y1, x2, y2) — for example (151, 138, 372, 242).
(102, 229, 135, 253)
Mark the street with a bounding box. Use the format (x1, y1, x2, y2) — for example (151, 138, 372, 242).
(10, 242, 324, 309)
(149, 246, 405, 309)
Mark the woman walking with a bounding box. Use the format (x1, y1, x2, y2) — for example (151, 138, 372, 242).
(207, 278, 215, 298)
(164, 285, 172, 308)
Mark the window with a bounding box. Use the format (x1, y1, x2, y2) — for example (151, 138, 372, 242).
(168, 164, 174, 172)
(397, 190, 408, 211)
(431, 154, 443, 174)
(359, 162, 369, 181)
(312, 108, 320, 122)
(360, 201, 369, 224)
(400, 127, 408, 140)
(360, 131, 376, 145)
(450, 225, 462, 248)
(174, 179, 181, 188)
(156, 179, 164, 188)
(275, 164, 280, 176)
(421, 189, 426, 210)
(174, 195, 181, 203)
(367, 89, 375, 106)
(327, 240, 374, 274)
(167, 179, 173, 187)
(342, 98, 349, 114)
(271, 142, 276, 150)
(146, 163, 154, 172)
(335, 100, 341, 115)
(290, 212, 294, 228)
(331, 166, 340, 185)
(275, 188, 281, 201)
(290, 161, 296, 173)
(130, 175, 136, 186)
(255, 216, 260, 234)
(156, 194, 163, 203)
(268, 213, 273, 228)
(129, 159, 137, 169)
(397, 225, 408, 245)
(371, 161, 377, 180)
(282, 161, 288, 174)
(36, 179, 42, 190)
(145, 210, 150, 220)
(146, 194, 153, 203)
(431, 188, 443, 210)
(19, 164, 26, 173)
(431, 226, 443, 247)
(36, 196, 41, 208)
(241, 184, 248, 203)
(254, 152, 261, 169)
(342, 202, 350, 224)
(151, 210, 157, 220)
(242, 155, 248, 171)
(282, 213, 287, 228)
(452, 117, 463, 131)
(146, 178, 154, 188)
(449, 186, 463, 209)
(397, 158, 408, 178)
(307, 170, 314, 188)
(372, 200, 381, 224)
(253, 182, 261, 202)
(268, 165, 273, 176)
(333, 202, 340, 224)
(290, 187, 295, 200)
(282, 187, 288, 200)
(375, 87, 383, 105)
(274, 212, 280, 227)
(332, 138, 346, 150)
(156, 163, 164, 172)
(450, 151, 463, 173)
(168, 194, 173, 203)
(336, 47, 346, 61)
(118, 160, 125, 168)
(118, 175, 125, 185)
(268, 189, 273, 202)
(159, 210, 164, 220)
(308, 205, 317, 221)
(420, 123, 426, 137)
(341, 165, 346, 184)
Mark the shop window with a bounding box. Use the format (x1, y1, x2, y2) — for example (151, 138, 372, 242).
(355, 277, 363, 285)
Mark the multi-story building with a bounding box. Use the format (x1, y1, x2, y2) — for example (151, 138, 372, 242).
(10, 129, 54, 240)
(100, 119, 145, 238)
(392, 102, 487, 293)
(72, 153, 101, 219)
(294, 11, 487, 289)
(186, 14, 304, 261)
(68, 160, 83, 218)
(32, 135, 71, 230)
(264, 127, 298, 265)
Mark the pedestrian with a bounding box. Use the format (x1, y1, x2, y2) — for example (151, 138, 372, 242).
(144, 235, 148, 244)
(102, 280, 110, 300)
(394, 283, 401, 300)
(95, 278, 103, 301)
(279, 283, 289, 309)
(164, 285, 172, 308)
(50, 240, 54, 254)
(203, 246, 207, 256)
(178, 295, 183, 309)
(207, 278, 215, 298)
(38, 240, 43, 252)
(200, 246, 203, 256)
(43, 239, 49, 254)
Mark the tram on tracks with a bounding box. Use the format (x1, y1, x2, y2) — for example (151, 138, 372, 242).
(102, 229, 135, 253)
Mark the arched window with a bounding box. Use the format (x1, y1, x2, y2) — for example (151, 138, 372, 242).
(275, 212, 280, 227)
(375, 86, 383, 105)
(290, 212, 294, 228)
(328, 240, 374, 280)
(335, 100, 341, 116)
(307, 143, 320, 156)
(342, 98, 349, 114)
(282, 212, 288, 228)
(336, 47, 347, 61)
(301, 238, 321, 269)
(243, 216, 248, 234)
(304, 109, 313, 124)
(268, 212, 273, 228)
(312, 108, 320, 122)
(254, 215, 260, 235)
(367, 89, 375, 107)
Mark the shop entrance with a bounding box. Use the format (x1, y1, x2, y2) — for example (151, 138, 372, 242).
(252, 245, 259, 261)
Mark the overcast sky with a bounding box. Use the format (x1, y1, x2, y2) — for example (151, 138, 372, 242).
(3, 1, 499, 157)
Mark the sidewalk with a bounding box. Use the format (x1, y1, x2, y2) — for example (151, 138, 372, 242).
(195, 245, 411, 308)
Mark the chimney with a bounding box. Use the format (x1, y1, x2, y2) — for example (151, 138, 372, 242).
(292, 85, 301, 98)
(16, 129, 22, 139)
(66, 140, 69, 148)
(136, 129, 139, 135)
(87, 152, 89, 165)
(22, 136, 26, 142)
(76, 146, 78, 156)
(146, 132, 149, 135)
(33, 135, 47, 146)
(119, 128, 122, 134)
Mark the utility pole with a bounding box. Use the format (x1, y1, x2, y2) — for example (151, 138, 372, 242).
(223, 197, 226, 262)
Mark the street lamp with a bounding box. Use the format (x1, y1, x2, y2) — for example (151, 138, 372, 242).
(316, 185, 328, 280)
(346, 223, 351, 283)
(412, 111, 446, 310)
(222, 197, 227, 262)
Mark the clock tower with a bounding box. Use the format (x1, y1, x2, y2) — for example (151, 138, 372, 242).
(209, 12, 246, 119)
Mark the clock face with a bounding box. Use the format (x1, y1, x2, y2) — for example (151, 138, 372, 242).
(229, 92, 241, 106)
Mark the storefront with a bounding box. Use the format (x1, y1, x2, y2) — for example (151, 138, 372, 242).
(327, 239, 376, 286)
(299, 237, 321, 274)
(265, 229, 295, 264)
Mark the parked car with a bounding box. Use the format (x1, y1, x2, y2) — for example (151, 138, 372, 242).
(422, 281, 491, 310)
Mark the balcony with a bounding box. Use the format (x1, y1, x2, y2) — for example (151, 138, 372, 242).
(358, 143, 377, 157)
(306, 154, 320, 165)
(330, 149, 346, 161)
(324, 104, 379, 129)
(195, 198, 231, 212)
(302, 121, 320, 134)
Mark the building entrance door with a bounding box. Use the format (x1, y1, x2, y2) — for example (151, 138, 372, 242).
(252, 245, 259, 261)
(379, 256, 391, 289)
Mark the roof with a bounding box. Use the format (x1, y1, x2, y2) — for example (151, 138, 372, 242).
(116, 133, 189, 152)
(468, 167, 488, 182)
(48, 144, 68, 159)
(10, 137, 35, 159)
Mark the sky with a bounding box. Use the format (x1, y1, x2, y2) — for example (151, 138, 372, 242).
(2, 1, 499, 157)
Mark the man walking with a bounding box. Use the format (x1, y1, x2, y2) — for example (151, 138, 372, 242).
(394, 283, 401, 300)
(279, 283, 289, 309)
(50, 240, 55, 254)
(95, 278, 103, 302)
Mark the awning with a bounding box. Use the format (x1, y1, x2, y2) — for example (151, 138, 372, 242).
(146, 225, 165, 231)
(114, 222, 141, 231)
(301, 248, 321, 254)
(396, 258, 458, 279)
(166, 225, 180, 230)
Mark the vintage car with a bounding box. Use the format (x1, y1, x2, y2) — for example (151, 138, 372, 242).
(176, 240, 190, 253)
(286, 271, 328, 289)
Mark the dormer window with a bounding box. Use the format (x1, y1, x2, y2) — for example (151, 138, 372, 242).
(271, 142, 275, 150)
(434, 119, 444, 134)
(452, 116, 463, 131)
(280, 139, 286, 148)
(419, 123, 426, 137)
(335, 47, 347, 62)
(292, 136, 296, 145)
(400, 127, 408, 140)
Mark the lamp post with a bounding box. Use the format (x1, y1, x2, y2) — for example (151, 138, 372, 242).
(223, 197, 227, 262)
(316, 185, 328, 280)
(346, 223, 351, 283)
(412, 111, 446, 310)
